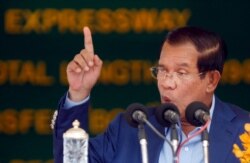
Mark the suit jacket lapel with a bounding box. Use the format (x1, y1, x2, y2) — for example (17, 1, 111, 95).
(209, 97, 238, 163)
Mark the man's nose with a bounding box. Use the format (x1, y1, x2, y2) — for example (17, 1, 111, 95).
(160, 74, 177, 90)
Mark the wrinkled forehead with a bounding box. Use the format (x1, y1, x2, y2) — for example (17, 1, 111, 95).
(158, 42, 199, 70)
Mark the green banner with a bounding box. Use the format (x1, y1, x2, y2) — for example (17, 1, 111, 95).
(0, 1, 250, 162)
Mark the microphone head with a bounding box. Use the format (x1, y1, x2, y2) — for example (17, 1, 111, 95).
(155, 103, 180, 127)
(124, 103, 148, 128)
(185, 101, 209, 126)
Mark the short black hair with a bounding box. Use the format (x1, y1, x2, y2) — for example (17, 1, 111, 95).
(165, 26, 228, 74)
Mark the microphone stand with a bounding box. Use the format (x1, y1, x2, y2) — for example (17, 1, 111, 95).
(170, 124, 178, 163)
(170, 124, 178, 153)
(138, 123, 149, 163)
(202, 129, 209, 163)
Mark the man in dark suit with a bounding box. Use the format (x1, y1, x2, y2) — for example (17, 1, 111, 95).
(52, 26, 250, 163)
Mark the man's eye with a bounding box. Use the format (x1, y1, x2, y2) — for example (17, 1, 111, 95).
(177, 72, 186, 76)
(158, 69, 166, 73)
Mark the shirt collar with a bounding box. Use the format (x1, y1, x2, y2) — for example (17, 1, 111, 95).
(207, 94, 215, 132)
(165, 95, 215, 133)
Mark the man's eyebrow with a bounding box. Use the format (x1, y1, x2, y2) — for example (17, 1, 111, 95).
(157, 64, 164, 67)
(157, 63, 190, 67)
(176, 62, 190, 67)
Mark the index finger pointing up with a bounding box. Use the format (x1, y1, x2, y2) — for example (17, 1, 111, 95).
(83, 26, 94, 55)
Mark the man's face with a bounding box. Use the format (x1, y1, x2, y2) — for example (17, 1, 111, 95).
(157, 42, 210, 121)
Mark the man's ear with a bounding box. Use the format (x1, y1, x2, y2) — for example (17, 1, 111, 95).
(206, 70, 221, 93)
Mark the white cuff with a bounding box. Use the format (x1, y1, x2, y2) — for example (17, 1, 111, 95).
(64, 92, 90, 109)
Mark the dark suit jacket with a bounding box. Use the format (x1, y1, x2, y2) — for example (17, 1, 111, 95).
(53, 95, 250, 163)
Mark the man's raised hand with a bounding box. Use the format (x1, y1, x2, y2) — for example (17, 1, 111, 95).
(67, 27, 103, 102)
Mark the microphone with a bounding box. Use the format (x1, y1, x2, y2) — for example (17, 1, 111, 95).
(185, 101, 210, 163)
(124, 103, 149, 163)
(155, 103, 180, 127)
(125, 103, 176, 162)
(155, 103, 180, 154)
(124, 103, 148, 128)
(185, 101, 210, 126)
